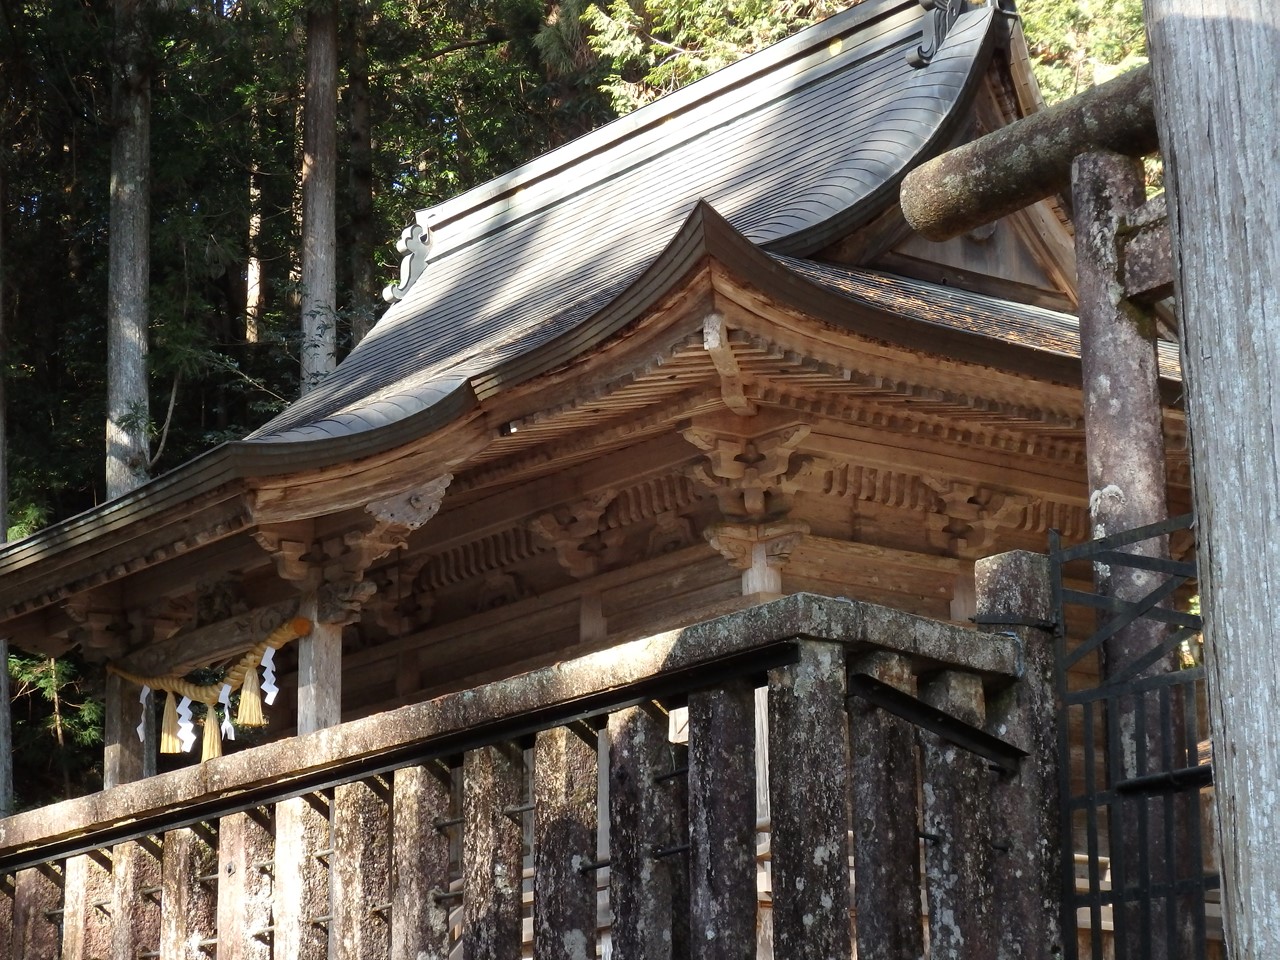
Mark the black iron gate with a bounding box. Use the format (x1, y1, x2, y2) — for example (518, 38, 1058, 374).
(1050, 514, 1220, 960)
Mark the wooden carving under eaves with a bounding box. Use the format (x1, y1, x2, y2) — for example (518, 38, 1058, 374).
(530, 491, 625, 579)
(63, 597, 127, 661)
(254, 474, 453, 624)
(704, 519, 810, 595)
(924, 478, 1034, 557)
(683, 421, 815, 520)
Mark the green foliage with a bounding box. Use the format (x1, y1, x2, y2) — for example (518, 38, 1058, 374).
(1020, 0, 1147, 104)
(581, 0, 846, 113)
(8, 653, 104, 809)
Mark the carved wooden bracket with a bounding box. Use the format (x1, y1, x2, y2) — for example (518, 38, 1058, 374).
(705, 519, 810, 595)
(530, 490, 624, 579)
(64, 598, 128, 660)
(371, 556, 433, 635)
(924, 478, 1033, 556)
(684, 423, 813, 520)
(703, 312, 757, 415)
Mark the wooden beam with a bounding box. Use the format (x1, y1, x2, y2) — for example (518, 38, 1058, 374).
(901, 66, 1159, 242)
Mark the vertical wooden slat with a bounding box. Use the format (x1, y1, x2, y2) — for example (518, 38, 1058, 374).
(59, 853, 111, 960)
(272, 794, 330, 960)
(849, 651, 923, 959)
(112, 839, 162, 960)
(687, 679, 756, 958)
(390, 763, 453, 960)
(332, 778, 391, 958)
(0, 874, 14, 957)
(920, 669, 994, 960)
(532, 725, 597, 960)
(215, 810, 274, 960)
(463, 743, 524, 960)
(607, 702, 688, 960)
(12, 864, 61, 958)
(768, 641, 851, 959)
(161, 826, 218, 960)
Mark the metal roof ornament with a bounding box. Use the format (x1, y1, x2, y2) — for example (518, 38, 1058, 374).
(383, 216, 434, 303)
(907, 0, 966, 68)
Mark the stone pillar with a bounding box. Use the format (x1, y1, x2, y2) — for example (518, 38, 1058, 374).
(332, 778, 392, 958)
(390, 764, 453, 960)
(687, 679, 756, 958)
(920, 670, 993, 960)
(768, 641, 850, 958)
(849, 651, 923, 959)
(533, 726, 598, 960)
(975, 550, 1063, 960)
(463, 743, 524, 960)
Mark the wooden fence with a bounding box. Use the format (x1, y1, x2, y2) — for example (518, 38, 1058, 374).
(0, 590, 1055, 959)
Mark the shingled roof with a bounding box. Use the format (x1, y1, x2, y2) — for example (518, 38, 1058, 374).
(248, 0, 1001, 444)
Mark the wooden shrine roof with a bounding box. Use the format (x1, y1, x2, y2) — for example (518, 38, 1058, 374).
(246, 0, 1001, 444)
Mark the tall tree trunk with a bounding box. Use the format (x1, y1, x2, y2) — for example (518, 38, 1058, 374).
(346, 0, 376, 345)
(106, 0, 151, 498)
(245, 104, 265, 344)
(1144, 1, 1280, 956)
(0, 142, 12, 818)
(300, 0, 338, 393)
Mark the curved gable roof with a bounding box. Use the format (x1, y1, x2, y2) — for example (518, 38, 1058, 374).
(248, 0, 1001, 444)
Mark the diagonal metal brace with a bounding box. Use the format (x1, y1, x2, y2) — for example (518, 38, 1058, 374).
(847, 673, 1027, 774)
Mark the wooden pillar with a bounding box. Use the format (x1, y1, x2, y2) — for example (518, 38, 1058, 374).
(532, 725, 598, 960)
(976, 551, 1063, 960)
(1144, 5, 1280, 953)
(215, 810, 274, 960)
(607, 703, 688, 960)
(296, 595, 342, 734)
(11, 865, 61, 957)
(160, 827, 218, 960)
(768, 641, 850, 958)
(390, 764, 453, 960)
(0, 873, 13, 959)
(462, 743, 524, 960)
(59, 853, 111, 960)
(104, 672, 150, 788)
(848, 651, 923, 960)
(687, 679, 756, 958)
(273, 795, 330, 960)
(332, 777, 391, 958)
(920, 670, 993, 960)
(0, 637, 12, 817)
(111, 838, 162, 960)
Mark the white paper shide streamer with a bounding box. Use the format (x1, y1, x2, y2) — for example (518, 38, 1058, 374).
(177, 696, 197, 753)
(136, 685, 151, 742)
(260, 647, 279, 706)
(219, 683, 236, 741)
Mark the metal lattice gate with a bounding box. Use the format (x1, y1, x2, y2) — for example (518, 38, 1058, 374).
(1050, 514, 1221, 960)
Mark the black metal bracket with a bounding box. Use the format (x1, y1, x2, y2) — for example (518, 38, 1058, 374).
(971, 614, 1056, 631)
(847, 673, 1027, 774)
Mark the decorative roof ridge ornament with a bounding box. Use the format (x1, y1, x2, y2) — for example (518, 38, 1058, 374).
(383, 214, 435, 303)
(907, 0, 966, 68)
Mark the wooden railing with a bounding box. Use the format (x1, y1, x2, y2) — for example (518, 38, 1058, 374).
(0, 591, 1054, 959)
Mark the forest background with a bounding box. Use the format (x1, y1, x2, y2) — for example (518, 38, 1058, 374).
(0, 0, 1143, 808)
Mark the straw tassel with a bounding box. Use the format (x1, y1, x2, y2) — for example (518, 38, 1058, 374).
(237, 662, 266, 727)
(160, 691, 182, 754)
(201, 702, 223, 761)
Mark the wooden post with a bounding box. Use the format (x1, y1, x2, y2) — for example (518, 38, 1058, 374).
(160, 827, 218, 960)
(848, 651, 923, 960)
(390, 764, 453, 960)
(59, 853, 111, 960)
(975, 551, 1063, 960)
(463, 743, 524, 960)
(111, 838, 162, 960)
(104, 671, 149, 789)
(11, 865, 60, 957)
(273, 795, 330, 960)
(1145, 1, 1280, 954)
(0, 637, 12, 818)
(608, 703, 688, 960)
(533, 725, 598, 960)
(687, 679, 756, 958)
(768, 641, 850, 959)
(920, 670, 993, 960)
(296, 594, 342, 734)
(332, 777, 391, 958)
(215, 810, 274, 960)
